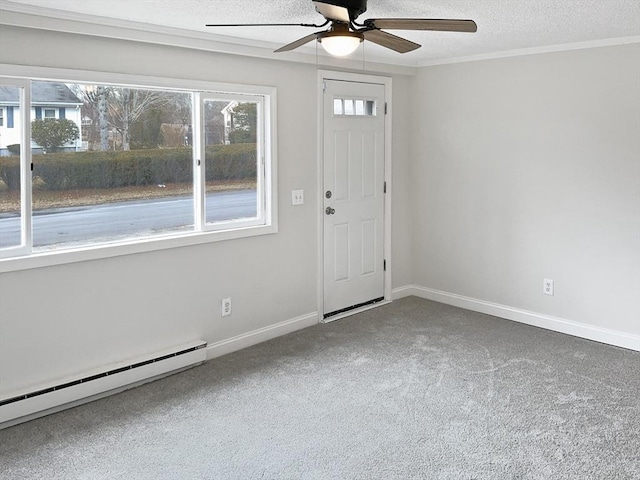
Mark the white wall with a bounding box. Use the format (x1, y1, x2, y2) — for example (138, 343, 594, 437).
(0, 25, 414, 396)
(1, 22, 637, 401)
(391, 74, 415, 289)
(410, 44, 640, 343)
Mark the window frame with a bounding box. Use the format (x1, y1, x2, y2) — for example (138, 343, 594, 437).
(198, 92, 266, 232)
(0, 65, 278, 273)
(0, 77, 32, 260)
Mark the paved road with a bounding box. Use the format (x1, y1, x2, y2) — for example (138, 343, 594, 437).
(0, 189, 257, 249)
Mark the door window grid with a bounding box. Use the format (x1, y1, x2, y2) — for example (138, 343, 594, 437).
(333, 98, 376, 117)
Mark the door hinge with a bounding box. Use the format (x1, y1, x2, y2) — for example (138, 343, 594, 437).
(384, 259, 386, 271)
(30, 163, 34, 171)
(384, 103, 388, 115)
(323, 81, 326, 92)
(384, 181, 387, 193)
(197, 159, 201, 166)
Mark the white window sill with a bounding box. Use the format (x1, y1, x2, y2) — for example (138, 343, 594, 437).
(0, 223, 277, 273)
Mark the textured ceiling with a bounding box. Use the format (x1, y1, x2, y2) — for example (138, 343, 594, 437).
(2, 0, 639, 65)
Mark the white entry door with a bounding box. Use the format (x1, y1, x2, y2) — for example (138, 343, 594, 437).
(323, 79, 386, 318)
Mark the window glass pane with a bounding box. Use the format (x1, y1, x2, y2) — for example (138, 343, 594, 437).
(344, 99, 354, 115)
(30, 82, 194, 250)
(333, 98, 343, 115)
(365, 100, 376, 116)
(44, 109, 55, 118)
(355, 99, 365, 116)
(0, 86, 22, 250)
(203, 99, 258, 225)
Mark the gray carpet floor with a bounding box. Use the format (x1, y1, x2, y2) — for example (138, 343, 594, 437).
(1, 297, 639, 479)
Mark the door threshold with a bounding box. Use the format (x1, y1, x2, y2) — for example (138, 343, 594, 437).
(321, 297, 388, 324)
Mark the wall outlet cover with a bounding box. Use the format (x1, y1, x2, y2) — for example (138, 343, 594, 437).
(221, 298, 232, 316)
(544, 279, 554, 296)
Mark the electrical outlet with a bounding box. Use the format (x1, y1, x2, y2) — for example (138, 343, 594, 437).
(292, 189, 304, 206)
(543, 279, 554, 296)
(221, 298, 232, 317)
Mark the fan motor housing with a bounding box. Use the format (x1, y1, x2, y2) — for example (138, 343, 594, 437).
(315, 0, 367, 19)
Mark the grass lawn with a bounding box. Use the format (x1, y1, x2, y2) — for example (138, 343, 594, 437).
(0, 179, 256, 213)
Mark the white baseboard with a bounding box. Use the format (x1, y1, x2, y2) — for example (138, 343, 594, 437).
(206, 312, 319, 360)
(392, 285, 640, 351)
(391, 285, 416, 300)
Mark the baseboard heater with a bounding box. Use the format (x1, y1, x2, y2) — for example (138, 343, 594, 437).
(0, 340, 207, 427)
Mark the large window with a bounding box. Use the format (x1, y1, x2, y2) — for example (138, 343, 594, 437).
(0, 72, 276, 268)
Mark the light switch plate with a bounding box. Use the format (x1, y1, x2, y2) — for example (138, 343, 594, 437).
(292, 189, 304, 206)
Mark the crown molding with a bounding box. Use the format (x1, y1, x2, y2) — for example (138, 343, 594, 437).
(418, 35, 640, 67)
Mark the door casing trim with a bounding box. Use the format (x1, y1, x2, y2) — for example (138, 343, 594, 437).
(316, 70, 393, 320)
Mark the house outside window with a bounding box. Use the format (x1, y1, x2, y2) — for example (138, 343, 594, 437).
(1, 82, 84, 156)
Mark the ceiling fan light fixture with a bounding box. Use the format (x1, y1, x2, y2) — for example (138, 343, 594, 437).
(318, 31, 363, 57)
(207, 0, 477, 56)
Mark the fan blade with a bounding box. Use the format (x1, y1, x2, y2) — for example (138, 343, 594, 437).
(313, 1, 350, 23)
(206, 22, 326, 28)
(274, 33, 320, 53)
(366, 19, 477, 33)
(363, 29, 420, 53)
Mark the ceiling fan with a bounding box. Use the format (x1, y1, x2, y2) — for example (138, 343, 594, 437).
(206, 0, 477, 57)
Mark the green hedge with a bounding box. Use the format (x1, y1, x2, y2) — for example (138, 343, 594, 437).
(0, 157, 20, 190)
(0, 144, 256, 191)
(205, 143, 257, 182)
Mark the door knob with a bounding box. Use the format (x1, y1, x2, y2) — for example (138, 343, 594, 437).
(325, 207, 335, 215)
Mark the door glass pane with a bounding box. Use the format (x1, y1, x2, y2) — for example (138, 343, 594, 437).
(333, 98, 343, 115)
(203, 99, 258, 225)
(344, 99, 354, 115)
(0, 86, 23, 250)
(29, 81, 194, 250)
(365, 100, 376, 116)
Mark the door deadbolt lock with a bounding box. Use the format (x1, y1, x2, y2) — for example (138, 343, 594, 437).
(325, 207, 335, 215)
(325, 190, 332, 199)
